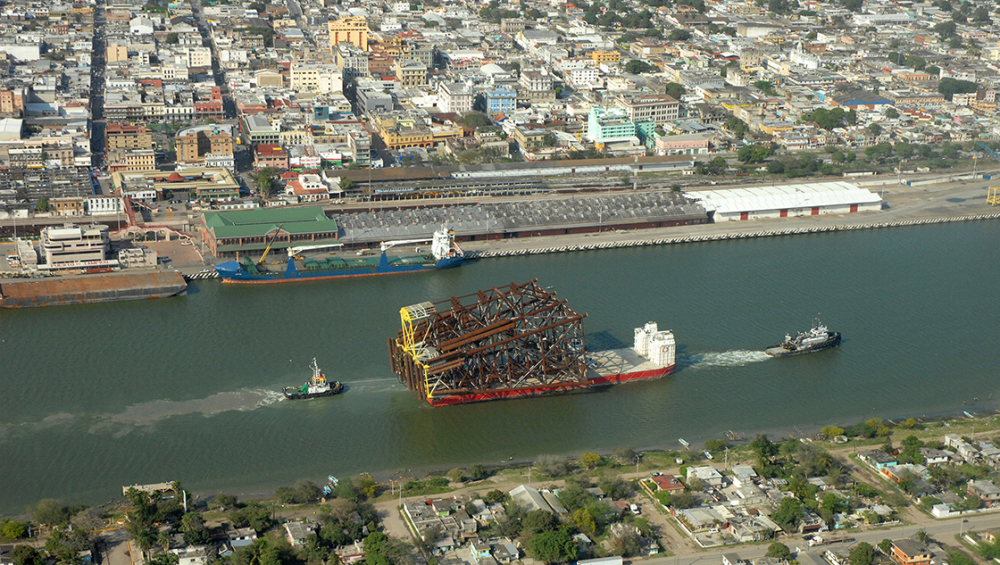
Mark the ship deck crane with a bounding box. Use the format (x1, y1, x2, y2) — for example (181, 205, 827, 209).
(286, 243, 344, 258)
(380, 236, 434, 252)
(257, 224, 284, 264)
(974, 142, 1000, 206)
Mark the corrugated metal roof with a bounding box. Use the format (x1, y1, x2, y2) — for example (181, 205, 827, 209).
(685, 181, 881, 214)
(205, 206, 339, 239)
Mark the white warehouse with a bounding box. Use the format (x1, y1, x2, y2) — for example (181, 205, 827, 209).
(686, 181, 882, 222)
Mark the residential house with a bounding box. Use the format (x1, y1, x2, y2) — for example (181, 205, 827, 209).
(890, 540, 931, 565)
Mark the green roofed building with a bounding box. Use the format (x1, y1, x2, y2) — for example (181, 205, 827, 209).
(202, 206, 339, 259)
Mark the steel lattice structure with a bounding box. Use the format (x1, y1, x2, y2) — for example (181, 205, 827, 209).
(389, 280, 588, 404)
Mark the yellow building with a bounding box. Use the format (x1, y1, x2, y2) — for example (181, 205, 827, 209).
(374, 115, 433, 150)
(328, 16, 368, 51)
(589, 50, 621, 64)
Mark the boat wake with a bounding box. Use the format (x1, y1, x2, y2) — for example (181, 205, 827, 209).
(95, 388, 286, 428)
(679, 350, 771, 369)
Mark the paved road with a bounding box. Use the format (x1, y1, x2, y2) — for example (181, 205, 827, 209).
(638, 512, 993, 565)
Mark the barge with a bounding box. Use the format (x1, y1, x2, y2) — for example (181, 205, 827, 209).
(0, 272, 187, 308)
(388, 280, 676, 406)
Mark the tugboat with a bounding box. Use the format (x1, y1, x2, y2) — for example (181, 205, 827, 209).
(765, 318, 841, 357)
(282, 359, 344, 399)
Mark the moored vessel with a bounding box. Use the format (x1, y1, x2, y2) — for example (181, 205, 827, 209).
(765, 318, 841, 357)
(215, 225, 463, 283)
(283, 358, 344, 399)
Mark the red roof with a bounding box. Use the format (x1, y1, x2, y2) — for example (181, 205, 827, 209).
(652, 475, 685, 491)
(166, 173, 185, 182)
(280, 171, 299, 179)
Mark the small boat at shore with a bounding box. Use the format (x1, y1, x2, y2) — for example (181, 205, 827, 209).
(765, 318, 841, 357)
(283, 359, 344, 400)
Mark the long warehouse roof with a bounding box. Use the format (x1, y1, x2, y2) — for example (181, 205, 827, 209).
(685, 181, 881, 214)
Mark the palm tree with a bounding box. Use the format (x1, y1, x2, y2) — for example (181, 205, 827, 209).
(157, 531, 172, 553)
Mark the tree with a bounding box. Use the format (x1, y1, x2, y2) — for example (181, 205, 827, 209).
(536, 455, 571, 477)
(542, 133, 557, 147)
(820, 425, 844, 438)
(754, 80, 778, 96)
(255, 167, 279, 195)
(613, 446, 637, 465)
(609, 527, 643, 557)
(625, 60, 657, 74)
(938, 78, 978, 101)
(522, 510, 560, 536)
(467, 464, 488, 481)
(850, 542, 876, 565)
(771, 497, 803, 532)
(925, 65, 940, 77)
(933, 21, 957, 39)
(338, 178, 356, 192)
(705, 439, 730, 451)
(668, 29, 692, 41)
(885, 108, 899, 119)
(216, 494, 238, 510)
(580, 452, 602, 469)
(869, 123, 882, 136)
(655, 491, 673, 507)
(35, 197, 50, 212)
(725, 117, 750, 140)
(11, 546, 42, 565)
(665, 82, 686, 100)
(483, 489, 509, 505)
(766, 542, 791, 559)
(0, 519, 28, 540)
(527, 528, 578, 563)
(737, 144, 771, 164)
(165, 32, 179, 44)
(459, 113, 492, 129)
(671, 491, 697, 509)
(766, 161, 785, 174)
(571, 508, 596, 536)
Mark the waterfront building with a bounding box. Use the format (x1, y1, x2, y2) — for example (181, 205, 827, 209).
(201, 206, 340, 259)
(40, 224, 109, 265)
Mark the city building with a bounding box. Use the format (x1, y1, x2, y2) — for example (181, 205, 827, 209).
(614, 94, 680, 124)
(254, 144, 289, 170)
(290, 63, 343, 94)
(482, 86, 516, 117)
(587, 107, 637, 146)
(106, 148, 156, 172)
(328, 16, 369, 51)
(242, 115, 280, 146)
(438, 83, 474, 114)
(40, 224, 110, 266)
(175, 125, 235, 170)
(105, 123, 153, 153)
(395, 60, 428, 88)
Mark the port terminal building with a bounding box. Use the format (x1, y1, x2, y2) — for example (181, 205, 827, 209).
(202, 206, 340, 259)
(685, 181, 883, 222)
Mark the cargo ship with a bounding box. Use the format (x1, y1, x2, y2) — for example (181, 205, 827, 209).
(215, 225, 463, 283)
(283, 358, 344, 400)
(765, 318, 841, 357)
(388, 280, 677, 407)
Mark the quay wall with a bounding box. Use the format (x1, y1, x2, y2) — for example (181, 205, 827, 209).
(464, 213, 1000, 259)
(184, 212, 1000, 281)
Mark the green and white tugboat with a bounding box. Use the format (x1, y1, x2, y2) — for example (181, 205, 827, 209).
(283, 358, 344, 400)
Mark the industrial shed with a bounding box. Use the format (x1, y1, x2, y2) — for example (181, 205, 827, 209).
(686, 181, 882, 222)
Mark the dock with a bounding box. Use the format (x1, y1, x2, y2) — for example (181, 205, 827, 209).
(122, 482, 175, 496)
(0, 272, 187, 308)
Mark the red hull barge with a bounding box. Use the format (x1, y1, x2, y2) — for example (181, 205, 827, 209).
(388, 280, 678, 407)
(426, 363, 677, 407)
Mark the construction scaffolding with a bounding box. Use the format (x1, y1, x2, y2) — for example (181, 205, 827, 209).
(388, 280, 589, 405)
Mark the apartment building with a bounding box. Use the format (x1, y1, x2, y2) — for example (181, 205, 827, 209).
(614, 93, 680, 124)
(328, 16, 369, 51)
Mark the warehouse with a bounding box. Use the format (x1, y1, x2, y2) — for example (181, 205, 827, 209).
(201, 206, 340, 259)
(686, 181, 882, 222)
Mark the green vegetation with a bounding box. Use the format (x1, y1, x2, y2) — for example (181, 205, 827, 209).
(753, 80, 779, 96)
(255, 167, 279, 195)
(802, 107, 856, 130)
(725, 117, 749, 140)
(938, 78, 978, 101)
(849, 542, 876, 565)
(737, 144, 771, 165)
(665, 82, 686, 100)
(625, 60, 658, 74)
(274, 480, 322, 504)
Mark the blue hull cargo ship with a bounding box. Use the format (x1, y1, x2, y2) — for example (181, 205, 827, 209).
(215, 225, 464, 283)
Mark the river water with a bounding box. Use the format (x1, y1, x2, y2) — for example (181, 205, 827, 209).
(1, 221, 998, 514)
